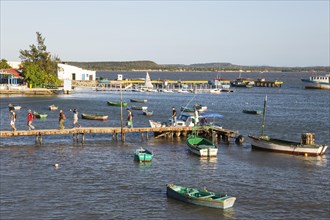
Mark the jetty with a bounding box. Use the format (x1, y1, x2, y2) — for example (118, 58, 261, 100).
(0, 126, 239, 144)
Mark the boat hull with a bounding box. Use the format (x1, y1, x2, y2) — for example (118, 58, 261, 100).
(248, 135, 328, 156)
(107, 101, 128, 107)
(81, 114, 108, 120)
(134, 148, 153, 162)
(301, 78, 330, 90)
(166, 184, 236, 209)
(243, 110, 261, 115)
(130, 99, 147, 103)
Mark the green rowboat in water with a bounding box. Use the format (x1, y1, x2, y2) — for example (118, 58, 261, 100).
(186, 134, 218, 157)
(166, 184, 236, 209)
(107, 101, 128, 107)
(33, 112, 48, 119)
(134, 147, 153, 162)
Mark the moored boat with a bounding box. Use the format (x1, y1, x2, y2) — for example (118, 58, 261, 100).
(186, 134, 218, 157)
(131, 105, 148, 111)
(48, 104, 58, 111)
(130, 99, 147, 103)
(143, 110, 153, 116)
(81, 113, 108, 120)
(8, 104, 21, 111)
(149, 120, 165, 128)
(134, 147, 153, 162)
(180, 106, 195, 112)
(107, 101, 128, 107)
(301, 74, 330, 90)
(243, 109, 261, 115)
(33, 112, 48, 119)
(166, 184, 236, 209)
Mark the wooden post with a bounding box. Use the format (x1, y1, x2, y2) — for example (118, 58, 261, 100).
(39, 134, 42, 144)
(82, 133, 85, 144)
(146, 132, 149, 140)
(35, 135, 38, 144)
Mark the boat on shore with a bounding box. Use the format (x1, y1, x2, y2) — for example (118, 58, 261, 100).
(81, 113, 108, 120)
(48, 104, 58, 111)
(186, 134, 218, 157)
(33, 112, 48, 119)
(166, 184, 236, 209)
(249, 96, 328, 156)
(243, 109, 261, 115)
(130, 99, 147, 103)
(301, 74, 330, 90)
(134, 147, 153, 162)
(107, 101, 128, 107)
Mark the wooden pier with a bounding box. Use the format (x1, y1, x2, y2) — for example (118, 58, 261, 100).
(0, 126, 239, 144)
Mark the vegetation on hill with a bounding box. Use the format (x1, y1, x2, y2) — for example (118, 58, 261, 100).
(0, 59, 12, 69)
(67, 61, 329, 72)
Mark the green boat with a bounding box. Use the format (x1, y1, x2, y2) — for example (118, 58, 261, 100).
(166, 184, 236, 209)
(107, 101, 128, 107)
(81, 113, 108, 120)
(186, 134, 218, 157)
(33, 111, 48, 119)
(134, 147, 153, 162)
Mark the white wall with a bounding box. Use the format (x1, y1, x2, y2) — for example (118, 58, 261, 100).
(58, 63, 96, 81)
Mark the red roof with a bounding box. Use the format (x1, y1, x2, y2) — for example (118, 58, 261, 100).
(0, 68, 23, 78)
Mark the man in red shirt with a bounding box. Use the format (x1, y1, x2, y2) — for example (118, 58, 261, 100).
(27, 109, 35, 130)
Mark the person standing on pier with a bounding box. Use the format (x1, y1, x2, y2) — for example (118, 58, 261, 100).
(70, 108, 81, 128)
(59, 110, 66, 129)
(9, 109, 17, 131)
(27, 109, 35, 130)
(127, 108, 133, 128)
(172, 107, 177, 126)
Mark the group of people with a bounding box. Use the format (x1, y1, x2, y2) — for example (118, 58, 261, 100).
(8, 108, 81, 131)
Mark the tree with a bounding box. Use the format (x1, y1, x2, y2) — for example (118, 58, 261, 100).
(19, 32, 61, 86)
(0, 59, 11, 69)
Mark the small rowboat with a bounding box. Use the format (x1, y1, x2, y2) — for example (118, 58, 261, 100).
(49, 104, 58, 111)
(8, 104, 21, 111)
(81, 113, 108, 120)
(33, 112, 48, 119)
(131, 105, 148, 111)
(134, 147, 153, 162)
(143, 110, 153, 116)
(130, 99, 147, 103)
(186, 134, 218, 157)
(243, 109, 261, 115)
(107, 101, 128, 107)
(166, 184, 236, 209)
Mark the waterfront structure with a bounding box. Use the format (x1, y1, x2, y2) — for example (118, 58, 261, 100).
(0, 68, 24, 86)
(57, 63, 96, 81)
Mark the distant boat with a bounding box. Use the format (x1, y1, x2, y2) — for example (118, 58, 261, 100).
(8, 104, 21, 111)
(243, 109, 261, 115)
(248, 96, 328, 156)
(33, 112, 48, 119)
(301, 74, 330, 90)
(143, 110, 153, 116)
(48, 104, 58, 111)
(195, 103, 207, 112)
(134, 147, 153, 162)
(130, 99, 147, 103)
(131, 105, 148, 111)
(166, 184, 236, 209)
(186, 134, 218, 157)
(209, 89, 221, 94)
(107, 101, 128, 107)
(81, 113, 108, 120)
(180, 106, 195, 112)
(149, 120, 165, 128)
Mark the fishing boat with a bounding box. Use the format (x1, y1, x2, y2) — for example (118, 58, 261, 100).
(248, 96, 328, 156)
(301, 74, 330, 90)
(180, 106, 195, 112)
(131, 105, 148, 111)
(107, 101, 128, 107)
(143, 110, 153, 116)
(81, 113, 108, 120)
(186, 133, 218, 157)
(8, 104, 21, 110)
(166, 184, 236, 209)
(243, 109, 261, 115)
(33, 112, 48, 119)
(195, 103, 207, 112)
(209, 89, 221, 94)
(134, 147, 153, 162)
(48, 104, 58, 111)
(149, 120, 166, 128)
(130, 99, 147, 103)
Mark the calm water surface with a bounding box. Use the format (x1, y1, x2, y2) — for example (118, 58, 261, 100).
(0, 72, 329, 219)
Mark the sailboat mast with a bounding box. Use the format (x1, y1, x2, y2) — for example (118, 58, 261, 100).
(261, 95, 267, 136)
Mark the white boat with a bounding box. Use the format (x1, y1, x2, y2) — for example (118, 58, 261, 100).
(186, 135, 218, 157)
(301, 74, 330, 90)
(210, 89, 221, 94)
(249, 96, 328, 156)
(248, 135, 328, 156)
(8, 104, 21, 110)
(48, 104, 58, 111)
(149, 120, 165, 128)
(161, 89, 174, 93)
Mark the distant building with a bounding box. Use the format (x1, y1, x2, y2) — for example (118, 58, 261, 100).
(0, 68, 24, 85)
(57, 63, 96, 81)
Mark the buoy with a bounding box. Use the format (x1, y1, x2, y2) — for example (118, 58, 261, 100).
(54, 163, 59, 168)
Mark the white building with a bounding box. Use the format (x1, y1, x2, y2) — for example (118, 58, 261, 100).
(57, 63, 96, 81)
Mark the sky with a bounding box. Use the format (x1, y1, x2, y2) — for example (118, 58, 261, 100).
(1, 1, 329, 67)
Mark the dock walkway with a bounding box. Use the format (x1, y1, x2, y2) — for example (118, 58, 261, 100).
(0, 126, 239, 144)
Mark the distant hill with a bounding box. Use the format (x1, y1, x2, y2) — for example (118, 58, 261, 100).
(66, 61, 329, 72)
